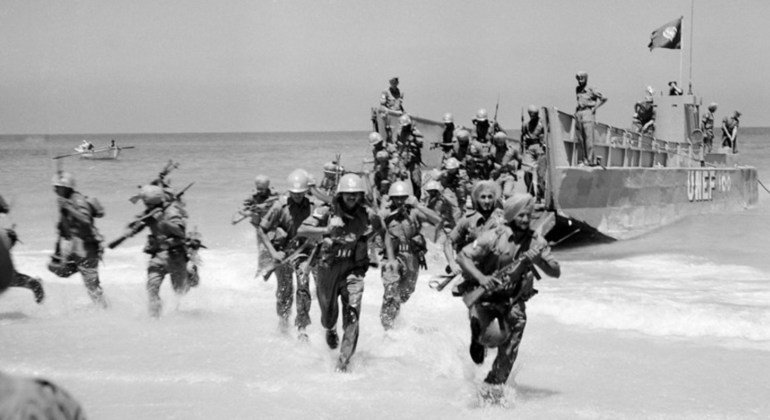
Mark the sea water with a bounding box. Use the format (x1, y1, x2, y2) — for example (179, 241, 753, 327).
(1, 129, 769, 418)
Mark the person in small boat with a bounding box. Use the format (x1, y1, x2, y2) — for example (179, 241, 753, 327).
(701, 102, 717, 154)
(668, 81, 683, 96)
(110, 139, 117, 149)
(574, 71, 607, 166)
(721, 110, 741, 153)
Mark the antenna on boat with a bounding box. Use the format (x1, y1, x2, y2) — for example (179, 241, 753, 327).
(687, 0, 695, 94)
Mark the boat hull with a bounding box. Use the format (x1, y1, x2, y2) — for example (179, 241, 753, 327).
(79, 148, 120, 160)
(550, 166, 758, 240)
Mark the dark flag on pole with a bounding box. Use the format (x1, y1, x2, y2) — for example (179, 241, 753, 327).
(648, 17, 682, 50)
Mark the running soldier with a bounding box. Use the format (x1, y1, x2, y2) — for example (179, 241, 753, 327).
(130, 184, 198, 317)
(443, 181, 503, 279)
(236, 175, 279, 277)
(0, 196, 44, 303)
(422, 180, 460, 241)
(490, 131, 521, 199)
(395, 114, 424, 200)
(51, 172, 108, 307)
(297, 174, 379, 372)
(457, 194, 560, 400)
(259, 169, 315, 340)
(380, 181, 440, 329)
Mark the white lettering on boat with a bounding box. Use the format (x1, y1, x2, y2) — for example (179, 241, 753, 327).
(687, 169, 716, 202)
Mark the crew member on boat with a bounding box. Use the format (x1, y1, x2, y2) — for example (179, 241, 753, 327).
(521, 105, 545, 198)
(574, 71, 607, 166)
(701, 102, 718, 154)
(668, 81, 684, 96)
(632, 88, 656, 136)
(722, 110, 741, 153)
(380, 77, 404, 112)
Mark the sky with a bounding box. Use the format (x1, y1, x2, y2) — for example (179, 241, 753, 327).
(1, 0, 768, 134)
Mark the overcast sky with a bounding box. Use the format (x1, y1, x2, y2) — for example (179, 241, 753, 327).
(1, 0, 768, 134)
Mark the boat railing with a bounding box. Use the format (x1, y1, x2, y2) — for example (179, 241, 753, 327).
(552, 108, 701, 169)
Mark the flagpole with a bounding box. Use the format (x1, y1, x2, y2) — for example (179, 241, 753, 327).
(679, 15, 684, 92)
(688, 0, 695, 94)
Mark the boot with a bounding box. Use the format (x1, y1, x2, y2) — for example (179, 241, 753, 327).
(469, 341, 485, 365)
(325, 329, 339, 349)
(29, 277, 45, 304)
(297, 327, 309, 342)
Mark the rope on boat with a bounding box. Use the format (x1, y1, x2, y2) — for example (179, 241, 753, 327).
(758, 178, 770, 194)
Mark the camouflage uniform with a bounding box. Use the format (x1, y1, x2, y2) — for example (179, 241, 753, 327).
(301, 199, 375, 369)
(56, 191, 107, 306)
(260, 195, 314, 329)
(144, 200, 195, 317)
(379, 203, 430, 329)
(396, 125, 424, 200)
(460, 224, 559, 385)
(242, 191, 279, 275)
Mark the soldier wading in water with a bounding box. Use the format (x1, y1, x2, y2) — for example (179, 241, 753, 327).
(457, 193, 560, 401)
(379, 180, 440, 330)
(297, 174, 380, 372)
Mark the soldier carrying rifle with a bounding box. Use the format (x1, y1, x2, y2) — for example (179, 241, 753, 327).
(112, 182, 199, 317)
(233, 174, 279, 277)
(456, 193, 560, 402)
(258, 169, 316, 340)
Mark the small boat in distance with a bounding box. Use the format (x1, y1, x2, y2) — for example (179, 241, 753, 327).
(53, 140, 134, 160)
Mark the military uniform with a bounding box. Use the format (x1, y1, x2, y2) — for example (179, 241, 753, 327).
(436, 169, 469, 215)
(460, 225, 559, 385)
(632, 99, 655, 135)
(701, 110, 715, 154)
(379, 204, 430, 329)
(260, 195, 314, 329)
(144, 200, 194, 317)
(242, 191, 279, 275)
(490, 142, 521, 199)
(301, 199, 375, 369)
(0, 223, 44, 303)
(396, 125, 424, 200)
(575, 84, 605, 164)
(55, 191, 107, 306)
(722, 115, 740, 153)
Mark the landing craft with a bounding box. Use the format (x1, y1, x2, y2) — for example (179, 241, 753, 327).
(371, 91, 758, 245)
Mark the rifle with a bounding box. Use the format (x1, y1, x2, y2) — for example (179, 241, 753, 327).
(129, 161, 180, 204)
(493, 94, 500, 130)
(260, 240, 315, 281)
(108, 182, 194, 249)
(429, 272, 460, 292)
(231, 195, 279, 225)
(462, 255, 541, 308)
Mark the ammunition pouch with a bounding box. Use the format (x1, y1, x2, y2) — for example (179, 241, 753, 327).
(48, 253, 78, 278)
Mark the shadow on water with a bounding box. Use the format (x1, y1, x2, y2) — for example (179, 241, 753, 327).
(0, 311, 30, 321)
(515, 383, 561, 401)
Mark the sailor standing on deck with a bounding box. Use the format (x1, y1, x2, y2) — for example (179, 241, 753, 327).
(701, 102, 718, 155)
(297, 174, 380, 372)
(380, 77, 404, 112)
(722, 110, 741, 153)
(574, 71, 607, 166)
(51, 172, 108, 307)
(457, 193, 560, 398)
(259, 169, 315, 340)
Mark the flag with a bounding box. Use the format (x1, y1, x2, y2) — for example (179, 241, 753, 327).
(648, 17, 682, 51)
